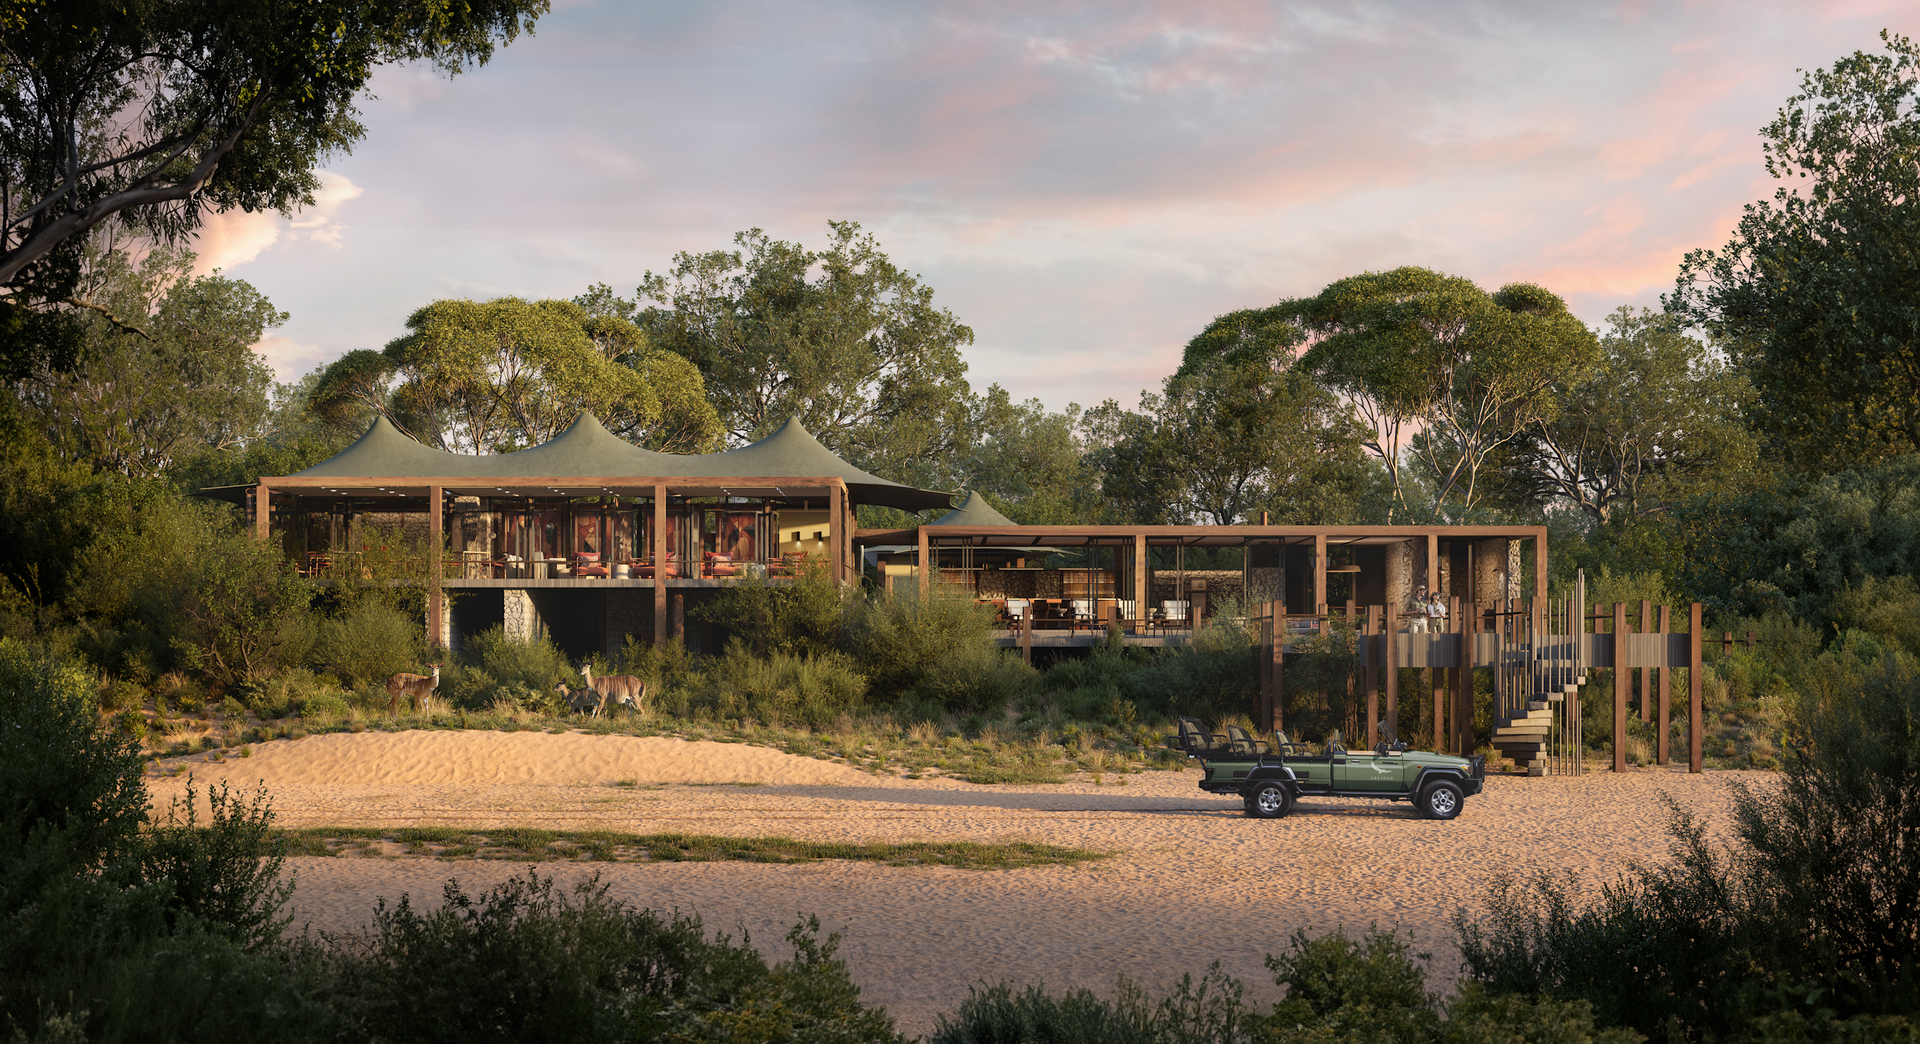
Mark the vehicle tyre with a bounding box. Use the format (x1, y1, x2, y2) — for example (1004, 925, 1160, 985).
(1247, 782, 1292, 820)
(1419, 779, 1464, 820)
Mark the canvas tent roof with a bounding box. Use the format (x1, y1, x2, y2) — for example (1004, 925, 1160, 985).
(222, 413, 954, 511)
(863, 491, 1060, 554)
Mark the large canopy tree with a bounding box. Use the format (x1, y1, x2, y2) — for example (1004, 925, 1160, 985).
(1490, 307, 1759, 523)
(308, 297, 723, 455)
(0, 0, 546, 378)
(635, 220, 976, 488)
(1291, 267, 1599, 520)
(14, 238, 281, 477)
(1668, 31, 1920, 473)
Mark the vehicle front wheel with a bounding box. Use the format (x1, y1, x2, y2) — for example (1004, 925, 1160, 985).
(1419, 780, 1464, 820)
(1247, 782, 1292, 820)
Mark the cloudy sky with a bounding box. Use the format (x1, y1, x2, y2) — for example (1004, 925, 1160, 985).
(195, 0, 1910, 415)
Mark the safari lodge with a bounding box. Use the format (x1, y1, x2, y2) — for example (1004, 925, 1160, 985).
(212, 413, 1708, 775)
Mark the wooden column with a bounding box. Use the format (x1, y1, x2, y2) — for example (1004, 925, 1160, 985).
(1613, 602, 1628, 772)
(917, 524, 930, 599)
(1533, 532, 1548, 603)
(1271, 600, 1286, 736)
(1384, 601, 1399, 740)
(1457, 595, 1475, 755)
(1426, 532, 1440, 597)
(429, 485, 444, 650)
(1313, 533, 1327, 613)
(1133, 533, 1147, 621)
(829, 484, 845, 585)
(1259, 605, 1274, 728)
(1019, 607, 1033, 664)
(1657, 604, 1672, 766)
(652, 484, 668, 645)
(1435, 595, 1454, 752)
(1364, 605, 1381, 745)
(254, 482, 270, 541)
(1688, 602, 1704, 773)
(1639, 600, 1653, 722)
(844, 488, 856, 586)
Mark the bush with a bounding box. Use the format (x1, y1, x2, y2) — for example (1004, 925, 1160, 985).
(316, 602, 422, 689)
(913, 642, 1037, 713)
(681, 640, 868, 728)
(462, 626, 572, 696)
(844, 591, 998, 699)
(136, 780, 292, 952)
(330, 870, 902, 1044)
(241, 667, 342, 719)
(1126, 609, 1256, 720)
(296, 693, 352, 722)
(694, 561, 846, 658)
(930, 966, 1249, 1044)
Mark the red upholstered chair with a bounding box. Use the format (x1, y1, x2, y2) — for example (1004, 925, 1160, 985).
(637, 552, 680, 579)
(704, 552, 737, 578)
(574, 552, 609, 579)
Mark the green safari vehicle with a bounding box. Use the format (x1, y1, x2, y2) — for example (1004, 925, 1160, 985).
(1167, 717, 1486, 820)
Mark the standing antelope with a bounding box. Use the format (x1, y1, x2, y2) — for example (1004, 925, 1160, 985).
(387, 664, 441, 716)
(581, 664, 646, 718)
(556, 683, 606, 718)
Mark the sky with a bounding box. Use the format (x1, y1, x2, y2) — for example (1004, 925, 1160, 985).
(193, 0, 1915, 415)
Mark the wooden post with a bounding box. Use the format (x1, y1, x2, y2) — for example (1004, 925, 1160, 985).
(1343, 597, 1356, 726)
(254, 482, 271, 542)
(1458, 594, 1475, 756)
(1259, 606, 1274, 728)
(1364, 605, 1381, 745)
(1689, 603, 1704, 773)
(1533, 531, 1548, 604)
(1384, 601, 1399, 740)
(1613, 602, 1629, 772)
(829, 483, 846, 585)
(1020, 607, 1033, 664)
(1133, 533, 1148, 625)
(653, 484, 668, 645)
(1272, 599, 1286, 737)
(1427, 533, 1440, 597)
(429, 485, 444, 650)
(1313, 533, 1327, 614)
(1657, 604, 1672, 766)
(1436, 596, 1454, 751)
(917, 524, 930, 599)
(1639, 600, 1653, 723)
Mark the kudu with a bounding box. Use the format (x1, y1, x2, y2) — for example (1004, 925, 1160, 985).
(580, 664, 646, 717)
(387, 664, 441, 716)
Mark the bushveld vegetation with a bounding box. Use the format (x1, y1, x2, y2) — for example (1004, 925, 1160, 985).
(5, 632, 1914, 1041)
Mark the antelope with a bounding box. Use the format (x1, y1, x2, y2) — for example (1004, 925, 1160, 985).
(556, 683, 606, 718)
(581, 664, 646, 718)
(387, 664, 441, 716)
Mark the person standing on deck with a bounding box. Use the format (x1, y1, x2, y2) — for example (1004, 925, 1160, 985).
(1427, 591, 1449, 632)
(1406, 585, 1430, 633)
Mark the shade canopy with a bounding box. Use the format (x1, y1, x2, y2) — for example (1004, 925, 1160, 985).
(227, 413, 955, 512)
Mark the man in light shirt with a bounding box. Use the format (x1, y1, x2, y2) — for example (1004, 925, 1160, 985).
(1406, 585, 1429, 633)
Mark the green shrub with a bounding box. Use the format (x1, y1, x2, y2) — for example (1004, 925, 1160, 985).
(1126, 611, 1255, 720)
(98, 676, 147, 712)
(844, 590, 997, 699)
(330, 870, 901, 1044)
(913, 642, 1036, 713)
(316, 602, 421, 689)
(685, 640, 868, 728)
(930, 965, 1249, 1044)
(296, 693, 352, 722)
(462, 626, 571, 694)
(136, 780, 292, 952)
(240, 668, 341, 719)
(694, 561, 846, 658)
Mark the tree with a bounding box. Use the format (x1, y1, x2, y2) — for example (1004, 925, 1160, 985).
(636, 221, 976, 486)
(953, 387, 1100, 525)
(15, 239, 282, 477)
(1294, 267, 1599, 520)
(0, 0, 546, 377)
(1491, 307, 1759, 522)
(1669, 31, 1920, 473)
(309, 297, 723, 454)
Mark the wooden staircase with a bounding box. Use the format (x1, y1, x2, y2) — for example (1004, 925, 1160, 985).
(1493, 676, 1581, 777)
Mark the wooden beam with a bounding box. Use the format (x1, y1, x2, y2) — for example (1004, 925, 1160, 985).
(1639, 600, 1653, 723)
(1313, 532, 1327, 613)
(254, 483, 270, 542)
(1613, 601, 1628, 772)
(1426, 532, 1440, 597)
(1689, 602, 1703, 773)
(917, 524, 930, 599)
(1658, 603, 1672, 766)
(653, 484, 667, 646)
(429, 485, 444, 650)
(1534, 532, 1548, 603)
(1133, 534, 1147, 624)
(830, 484, 845, 585)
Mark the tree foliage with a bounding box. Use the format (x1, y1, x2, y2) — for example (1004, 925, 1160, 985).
(1669, 31, 1920, 473)
(1491, 307, 1758, 522)
(15, 237, 282, 477)
(309, 297, 723, 453)
(1292, 268, 1599, 520)
(636, 221, 976, 486)
(0, 0, 547, 376)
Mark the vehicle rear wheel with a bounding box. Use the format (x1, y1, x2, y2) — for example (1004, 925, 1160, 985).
(1419, 779, 1464, 820)
(1247, 782, 1292, 820)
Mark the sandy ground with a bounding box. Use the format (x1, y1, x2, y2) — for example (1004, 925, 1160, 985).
(147, 731, 1769, 1037)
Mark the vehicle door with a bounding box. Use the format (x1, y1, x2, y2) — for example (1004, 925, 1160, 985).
(1334, 752, 1406, 792)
